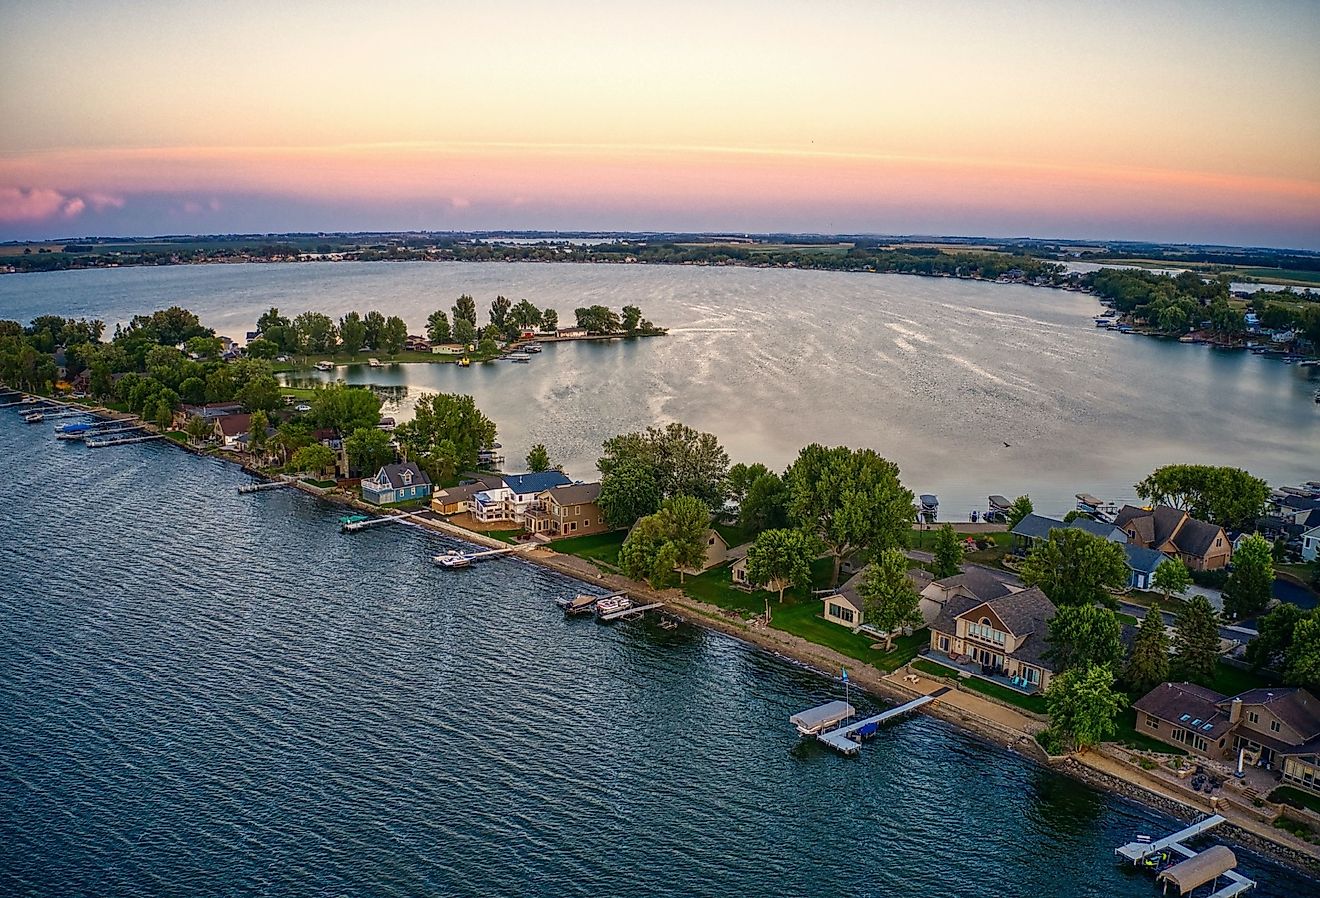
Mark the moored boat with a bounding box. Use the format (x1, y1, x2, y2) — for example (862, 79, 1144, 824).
(433, 551, 472, 569)
(315, 360, 334, 371)
(368, 358, 382, 368)
(556, 593, 600, 615)
(595, 595, 632, 616)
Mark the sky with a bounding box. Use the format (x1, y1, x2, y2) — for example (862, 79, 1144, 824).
(2, 0, 1318, 248)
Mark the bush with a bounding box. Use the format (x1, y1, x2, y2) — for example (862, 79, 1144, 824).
(1035, 728, 1064, 756)
(1190, 568, 1229, 589)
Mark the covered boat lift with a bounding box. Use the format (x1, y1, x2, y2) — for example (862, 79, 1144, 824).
(790, 701, 855, 736)
(1157, 845, 1242, 896)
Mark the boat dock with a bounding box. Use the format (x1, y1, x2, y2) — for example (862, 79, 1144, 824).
(237, 479, 293, 494)
(341, 509, 434, 532)
(58, 423, 143, 441)
(85, 433, 163, 448)
(1116, 815, 1255, 897)
(811, 689, 949, 756)
(598, 601, 664, 622)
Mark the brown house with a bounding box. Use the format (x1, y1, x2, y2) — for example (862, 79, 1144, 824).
(926, 586, 1058, 693)
(430, 482, 488, 516)
(1112, 505, 1231, 571)
(1133, 683, 1320, 794)
(527, 481, 609, 540)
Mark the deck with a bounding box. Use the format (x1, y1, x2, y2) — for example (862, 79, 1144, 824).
(1116, 815, 1254, 897)
(598, 601, 663, 622)
(805, 688, 950, 756)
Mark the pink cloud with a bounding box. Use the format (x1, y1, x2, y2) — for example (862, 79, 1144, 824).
(87, 192, 125, 211)
(0, 187, 69, 221)
(61, 197, 86, 217)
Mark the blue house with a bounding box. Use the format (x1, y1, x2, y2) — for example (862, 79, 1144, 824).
(1124, 544, 1171, 591)
(362, 462, 431, 505)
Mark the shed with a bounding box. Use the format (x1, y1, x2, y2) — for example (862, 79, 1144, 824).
(1156, 846, 1237, 895)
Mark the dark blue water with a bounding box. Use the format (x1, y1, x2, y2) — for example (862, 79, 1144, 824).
(1, 412, 1316, 897)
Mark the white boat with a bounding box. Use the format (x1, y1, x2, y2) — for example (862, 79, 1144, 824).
(368, 358, 382, 368)
(23, 412, 44, 423)
(524, 344, 542, 353)
(507, 352, 532, 363)
(595, 595, 633, 616)
(433, 551, 471, 569)
(315, 361, 334, 371)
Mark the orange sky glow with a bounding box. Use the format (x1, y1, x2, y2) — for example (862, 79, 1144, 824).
(2, 1, 1318, 246)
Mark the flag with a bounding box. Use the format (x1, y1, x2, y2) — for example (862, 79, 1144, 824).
(841, 668, 848, 682)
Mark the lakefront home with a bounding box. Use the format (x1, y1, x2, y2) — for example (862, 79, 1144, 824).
(212, 413, 253, 450)
(678, 529, 730, 575)
(728, 542, 790, 593)
(361, 462, 432, 505)
(472, 471, 573, 524)
(925, 586, 1059, 693)
(1132, 683, 1320, 794)
(1009, 512, 1125, 553)
(1112, 505, 1231, 571)
(526, 481, 608, 539)
(820, 568, 936, 630)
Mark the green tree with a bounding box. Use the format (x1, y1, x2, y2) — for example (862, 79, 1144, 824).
(1222, 533, 1274, 621)
(1246, 602, 1305, 672)
(542, 308, 559, 332)
(574, 305, 622, 333)
(858, 548, 923, 650)
(931, 524, 963, 579)
(1172, 595, 1221, 685)
(785, 443, 915, 586)
(621, 305, 642, 333)
(1152, 557, 1191, 604)
(152, 399, 174, 431)
(1286, 614, 1320, 691)
(185, 414, 212, 445)
(453, 317, 477, 346)
(1046, 664, 1126, 750)
(426, 309, 452, 344)
(363, 310, 386, 350)
(381, 315, 407, 356)
(290, 443, 336, 475)
(311, 384, 382, 435)
(245, 337, 278, 359)
(656, 495, 712, 582)
(509, 299, 543, 331)
(526, 443, 551, 472)
(393, 392, 496, 476)
(745, 528, 816, 607)
(727, 462, 770, 507)
(597, 423, 729, 511)
(339, 311, 367, 355)
(1019, 528, 1129, 608)
(247, 410, 270, 457)
(293, 311, 337, 354)
(1124, 607, 1171, 696)
(740, 472, 790, 535)
(1045, 604, 1124, 673)
(257, 307, 289, 335)
(598, 457, 662, 528)
(620, 514, 679, 589)
(344, 427, 396, 475)
(178, 376, 207, 405)
(1134, 464, 1269, 531)
(1006, 495, 1034, 529)
(452, 294, 478, 328)
(269, 421, 314, 466)
(489, 295, 511, 331)
(236, 373, 282, 412)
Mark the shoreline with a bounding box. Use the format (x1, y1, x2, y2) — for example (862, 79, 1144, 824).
(7, 390, 1320, 877)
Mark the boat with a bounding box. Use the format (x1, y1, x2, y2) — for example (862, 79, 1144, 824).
(986, 495, 1011, 522)
(1315, 390, 1320, 404)
(918, 494, 938, 520)
(789, 701, 856, 736)
(338, 514, 370, 531)
(23, 412, 44, 423)
(556, 593, 600, 615)
(368, 358, 382, 368)
(507, 352, 532, 363)
(458, 357, 471, 367)
(315, 361, 334, 371)
(1094, 317, 1110, 327)
(54, 421, 91, 433)
(595, 595, 633, 617)
(433, 551, 472, 569)
(524, 344, 542, 353)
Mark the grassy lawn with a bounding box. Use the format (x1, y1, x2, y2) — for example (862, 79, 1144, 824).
(1210, 661, 1278, 696)
(1114, 707, 1186, 755)
(1125, 589, 1189, 615)
(551, 530, 627, 567)
(1269, 786, 1320, 815)
(163, 430, 189, 444)
(274, 349, 505, 373)
(912, 658, 1049, 714)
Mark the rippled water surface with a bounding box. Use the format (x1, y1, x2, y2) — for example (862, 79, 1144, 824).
(1, 262, 1316, 515)
(2, 412, 1318, 896)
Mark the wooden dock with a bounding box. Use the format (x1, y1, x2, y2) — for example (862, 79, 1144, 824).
(238, 479, 292, 494)
(85, 433, 163, 448)
(1116, 815, 1255, 897)
(341, 509, 436, 532)
(598, 601, 663, 622)
(810, 688, 949, 756)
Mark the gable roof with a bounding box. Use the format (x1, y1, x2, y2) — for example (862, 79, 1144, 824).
(1228, 688, 1320, 740)
(1171, 516, 1225, 557)
(931, 567, 1017, 602)
(213, 413, 252, 437)
(375, 462, 429, 488)
(541, 481, 602, 506)
(1114, 505, 1156, 544)
(953, 586, 1056, 637)
(1115, 504, 1225, 558)
(1123, 544, 1169, 574)
(501, 471, 572, 495)
(435, 482, 486, 503)
(1011, 512, 1121, 542)
(1133, 682, 1233, 739)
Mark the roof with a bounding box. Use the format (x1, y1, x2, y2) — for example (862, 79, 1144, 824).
(214, 413, 252, 436)
(1010, 512, 1121, 542)
(434, 482, 486, 503)
(1132, 682, 1233, 739)
(1115, 505, 1225, 558)
(1157, 846, 1237, 894)
(1280, 495, 1320, 512)
(375, 462, 430, 488)
(831, 569, 869, 613)
(1172, 516, 1224, 558)
(1123, 544, 1169, 574)
(541, 481, 602, 506)
(1114, 505, 1156, 543)
(789, 701, 854, 732)
(183, 401, 243, 419)
(501, 471, 572, 495)
(931, 567, 1016, 602)
(459, 472, 506, 490)
(1228, 688, 1320, 740)
(961, 586, 1055, 637)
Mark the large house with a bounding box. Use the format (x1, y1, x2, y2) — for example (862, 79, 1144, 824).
(472, 471, 573, 524)
(212, 413, 253, 450)
(1112, 505, 1231, 571)
(821, 568, 936, 631)
(679, 529, 730, 575)
(361, 462, 432, 505)
(918, 567, 1022, 626)
(1133, 683, 1320, 794)
(926, 586, 1059, 693)
(526, 481, 608, 539)
(1011, 512, 1174, 590)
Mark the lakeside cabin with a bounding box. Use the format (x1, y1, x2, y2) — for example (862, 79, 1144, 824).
(361, 462, 432, 505)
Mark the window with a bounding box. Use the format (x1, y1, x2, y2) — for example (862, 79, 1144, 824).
(831, 604, 855, 624)
(1271, 720, 1281, 733)
(1022, 666, 1040, 686)
(938, 635, 949, 652)
(1248, 710, 1259, 724)
(1145, 716, 1160, 731)
(1215, 537, 1222, 547)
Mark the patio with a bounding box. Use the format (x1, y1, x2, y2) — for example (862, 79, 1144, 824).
(919, 650, 1042, 695)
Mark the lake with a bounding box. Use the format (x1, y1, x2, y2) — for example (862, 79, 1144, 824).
(1, 410, 1316, 897)
(1, 261, 1317, 516)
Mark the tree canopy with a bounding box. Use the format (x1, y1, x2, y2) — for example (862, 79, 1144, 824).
(1006, 495, 1034, 530)
(1222, 534, 1274, 621)
(858, 549, 923, 651)
(311, 384, 382, 435)
(1134, 464, 1269, 531)
(1124, 608, 1171, 696)
(784, 444, 914, 586)
(745, 528, 817, 605)
(931, 524, 963, 579)
(394, 392, 497, 482)
(526, 443, 551, 472)
(1046, 664, 1126, 751)
(619, 496, 710, 587)
(1172, 595, 1221, 685)
(1019, 528, 1128, 608)
(597, 457, 663, 529)
(345, 427, 396, 475)
(597, 423, 729, 512)
(1045, 604, 1124, 673)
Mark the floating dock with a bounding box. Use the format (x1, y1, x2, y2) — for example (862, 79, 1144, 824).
(238, 479, 292, 494)
(341, 509, 434, 532)
(792, 688, 949, 756)
(1116, 815, 1255, 897)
